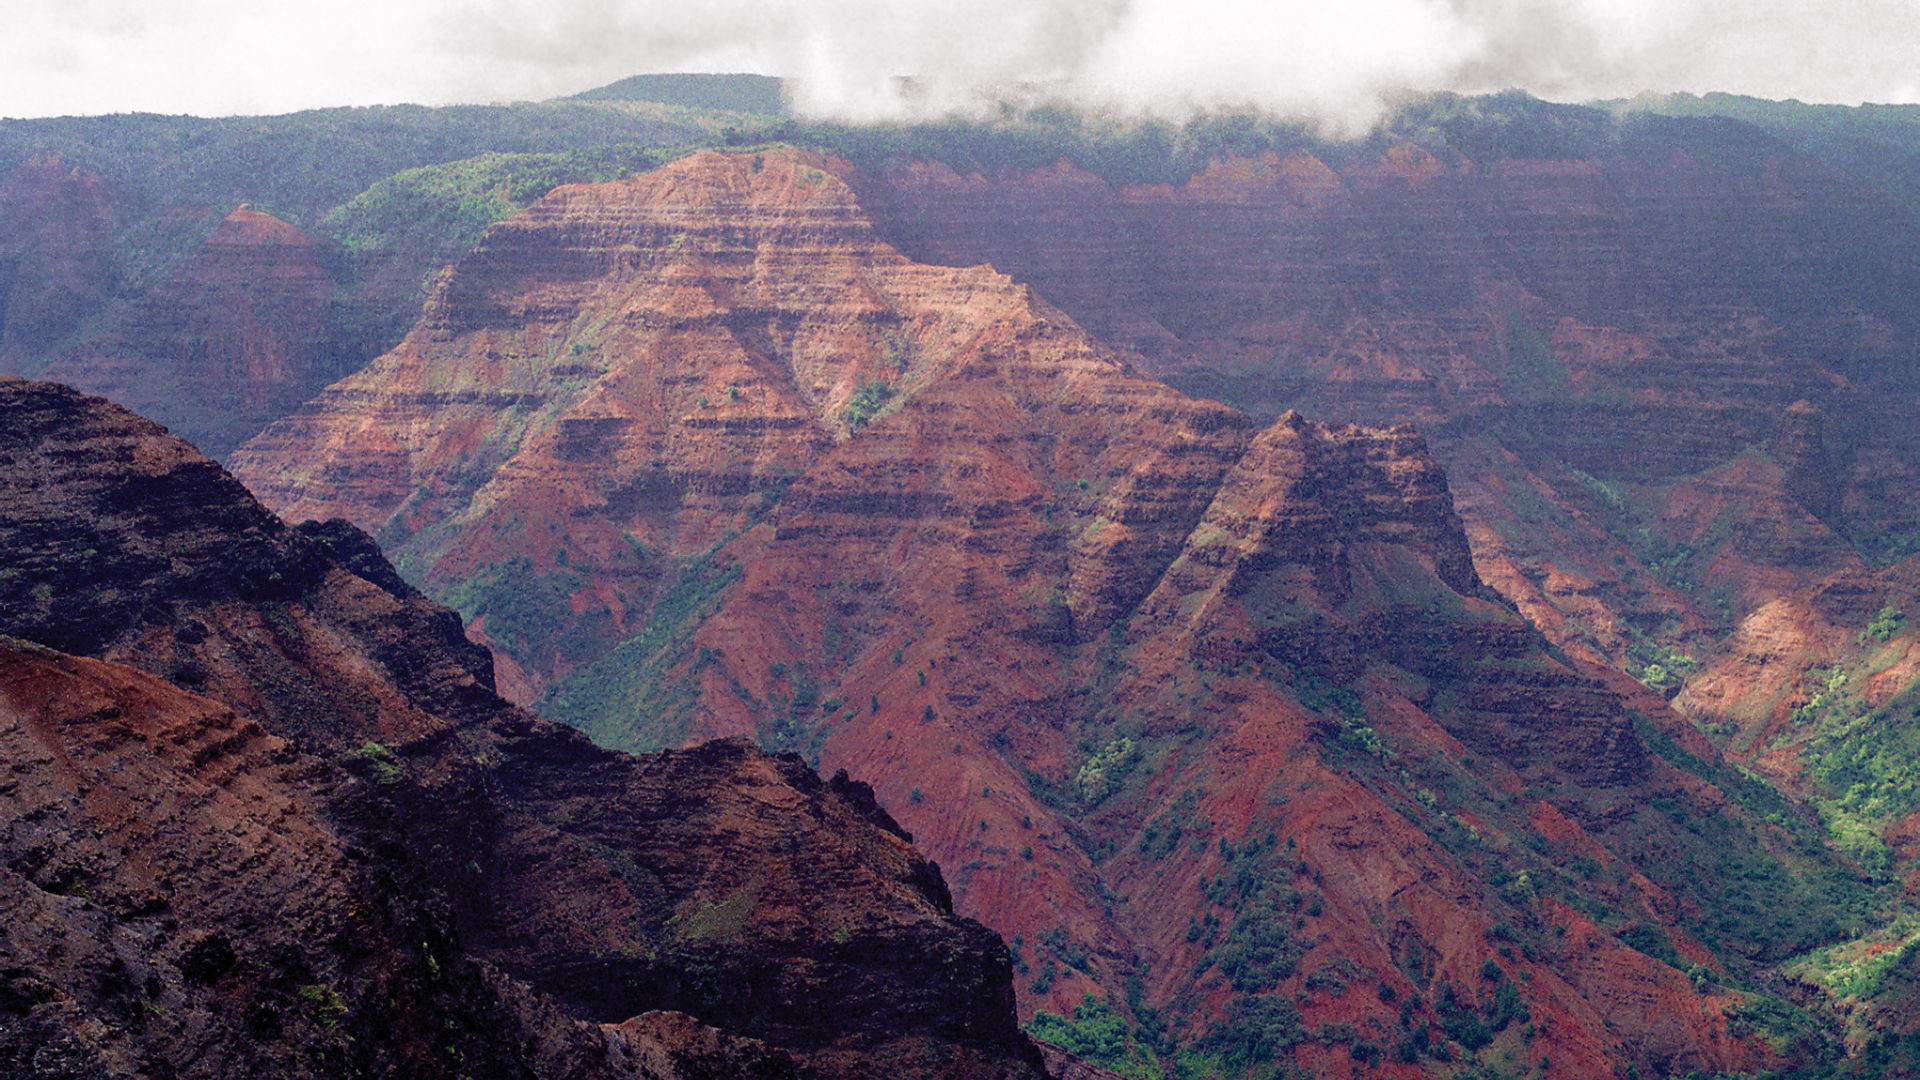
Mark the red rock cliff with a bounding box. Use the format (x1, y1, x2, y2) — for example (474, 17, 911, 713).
(227, 150, 1840, 1078)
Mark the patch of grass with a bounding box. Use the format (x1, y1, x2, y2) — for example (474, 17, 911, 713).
(1026, 994, 1165, 1080)
(839, 379, 896, 430)
(542, 549, 742, 751)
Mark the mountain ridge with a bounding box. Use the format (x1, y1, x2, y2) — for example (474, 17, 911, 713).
(0, 375, 1050, 1080)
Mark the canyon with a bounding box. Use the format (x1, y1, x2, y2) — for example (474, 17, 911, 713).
(10, 85, 1920, 1076)
(228, 144, 1884, 1077)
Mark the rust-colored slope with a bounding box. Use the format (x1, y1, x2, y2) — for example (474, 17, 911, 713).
(228, 149, 1853, 1076)
(679, 391, 1790, 1077)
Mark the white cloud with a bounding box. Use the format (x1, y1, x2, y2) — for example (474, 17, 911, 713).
(1076, 0, 1482, 126)
(4, 0, 1920, 121)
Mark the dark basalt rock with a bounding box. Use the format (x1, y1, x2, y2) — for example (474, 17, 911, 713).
(0, 377, 1051, 1080)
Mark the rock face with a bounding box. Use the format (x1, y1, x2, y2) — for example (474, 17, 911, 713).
(850, 130, 1916, 673)
(38, 206, 348, 459)
(231, 148, 1254, 703)
(0, 376, 493, 748)
(0, 377, 1047, 1080)
(230, 150, 1857, 1078)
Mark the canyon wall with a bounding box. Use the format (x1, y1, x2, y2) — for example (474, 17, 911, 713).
(228, 148, 1863, 1077)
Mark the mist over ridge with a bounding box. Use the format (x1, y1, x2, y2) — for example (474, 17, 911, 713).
(8, 0, 1920, 125)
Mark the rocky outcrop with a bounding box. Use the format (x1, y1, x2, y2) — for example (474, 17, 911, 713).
(0, 641, 616, 1080)
(38, 207, 346, 458)
(0, 376, 496, 749)
(0, 377, 1050, 1080)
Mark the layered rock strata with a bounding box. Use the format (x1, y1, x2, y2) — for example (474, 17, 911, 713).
(227, 150, 1844, 1078)
(851, 136, 1920, 673)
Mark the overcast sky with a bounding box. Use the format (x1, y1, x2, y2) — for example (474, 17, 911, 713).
(6, 0, 1920, 125)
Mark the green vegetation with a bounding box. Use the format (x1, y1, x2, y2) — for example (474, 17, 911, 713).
(1625, 636, 1699, 695)
(1724, 993, 1832, 1061)
(1498, 313, 1571, 401)
(1138, 789, 1207, 860)
(1563, 465, 1724, 600)
(344, 741, 400, 785)
(838, 379, 895, 430)
(1788, 920, 1920, 1002)
(1796, 672, 1920, 876)
(1861, 605, 1907, 644)
(296, 983, 349, 1027)
(1212, 891, 1305, 992)
(1385, 90, 1615, 162)
(541, 549, 741, 751)
(322, 144, 674, 257)
(1074, 737, 1139, 803)
(1197, 833, 1316, 1012)
(568, 73, 787, 116)
(443, 555, 584, 658)
(1627, 711, 1881, 965)
(1198, 994, 1306, 1072)
(1026, 994, 1164, 1079)
(792, 107, 1323, 188)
